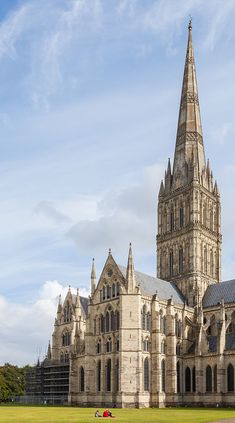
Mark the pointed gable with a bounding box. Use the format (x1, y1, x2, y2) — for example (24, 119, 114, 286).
(92, 251, 127, 302)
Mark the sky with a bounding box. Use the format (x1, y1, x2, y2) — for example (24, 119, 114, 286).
(0, 0, 235, 366)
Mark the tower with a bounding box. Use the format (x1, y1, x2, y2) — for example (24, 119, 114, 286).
(157, 21, 222, 306)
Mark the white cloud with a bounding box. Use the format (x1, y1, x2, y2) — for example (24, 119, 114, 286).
(0, 280, 89, 366)
(68, 163, 164, 255)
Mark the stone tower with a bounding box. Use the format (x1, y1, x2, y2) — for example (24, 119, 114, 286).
(157, 21, 222, 306)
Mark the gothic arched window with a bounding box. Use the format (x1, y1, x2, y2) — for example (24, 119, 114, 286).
(206, 365, 212, 392)
(226, 311, 235, 335)
(179, 247, 183, 274)
(176, 342, 181, 356)
(102, 285, 106, 301)
(204, 246, 207, 274)
(64, 302, 72, 323)
(62, 331, 71, 347)
(64, 351, 69, 363)
(192, 366, 196, 392)
(111, 310, 115, 331)
(97, 360, 101, 392)
(106, 359, 111, 392)
(210, 250, 213, 277)
(105, 311, 110, 333)
(214, 365, 217, 393)
(177, 361, 181, 393)
(203, 204, 207, 226)
(170, 209, 175, 231)
(160, 313, 166, 335)
(100, 314, 105, 333)
(161, 359, 166, 392)
(96, 339, 101, 354)
(161, 340, 166, 354)
(210, 210, 213, 231)
(116, 311, 120, 330)
(227, 364, 234, 392)
(147, 313, 151, 331)
(116, 359, 119, 392)
(180, 206, 184, 228)
(144, 357, 150, 391)
(112, 283, 116, 298)
(175, 317, 182, 338)
(80, 367, 85, 392)
(169, 250, 174, 277)
(185, 367, 191, 392)
(107, 285, 111, 299)
(106, 337, 112, 353)
(143, 338, 150, 352)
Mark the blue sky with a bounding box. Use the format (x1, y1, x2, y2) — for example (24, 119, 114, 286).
(0, 0, 235, 365)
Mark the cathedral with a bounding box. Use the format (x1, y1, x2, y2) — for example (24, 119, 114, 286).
(37, 22, 235, 407)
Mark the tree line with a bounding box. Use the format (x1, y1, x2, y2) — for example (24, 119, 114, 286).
(0, 363, 30, 401)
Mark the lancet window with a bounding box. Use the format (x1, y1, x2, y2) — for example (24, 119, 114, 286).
(144, 358, 150, 391)
(169, 250, 174, 277)
(206, 365, 212, 392)
(106, 359, 111, 392)
(106, 337, 112, 353)
(179, 206, 184, 228)
(97, 360, 101, 391)
(160, 312, 166, 334)
(80, 367, 85, 392)
(142, 306, 151, 331)
(96, 339, 101, 354)
(161, 359, 166, 392)
(227, 364, 234, 392)
(62, 331, 71, 347)
(179, 248, 183, 274)
(63, 303, 72, 323)
(101, 282, 120, 302)
(177, 361, 181, 393)
(100, 309, 119, 333)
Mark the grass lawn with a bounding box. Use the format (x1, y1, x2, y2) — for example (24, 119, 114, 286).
(1, 407, 235, 423)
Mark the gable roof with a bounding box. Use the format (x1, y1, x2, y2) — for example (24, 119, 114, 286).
(118, 265, 185, 304)
(71, 294, 89, 317)
(203, 279, 235, 308)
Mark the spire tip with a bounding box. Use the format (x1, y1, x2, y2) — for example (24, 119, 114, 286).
(188, 15, 192, 30)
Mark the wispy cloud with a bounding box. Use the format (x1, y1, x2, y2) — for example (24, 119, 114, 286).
(0, 3, 32, 60)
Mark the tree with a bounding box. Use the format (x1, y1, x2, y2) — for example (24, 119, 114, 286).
(0, 363, 28, 401)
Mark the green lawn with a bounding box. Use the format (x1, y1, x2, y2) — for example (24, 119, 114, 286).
(0, 407, 235, 423)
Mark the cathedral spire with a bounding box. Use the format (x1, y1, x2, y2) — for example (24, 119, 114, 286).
(172, 20, 206, 189)
(126, 243, 136, 293)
